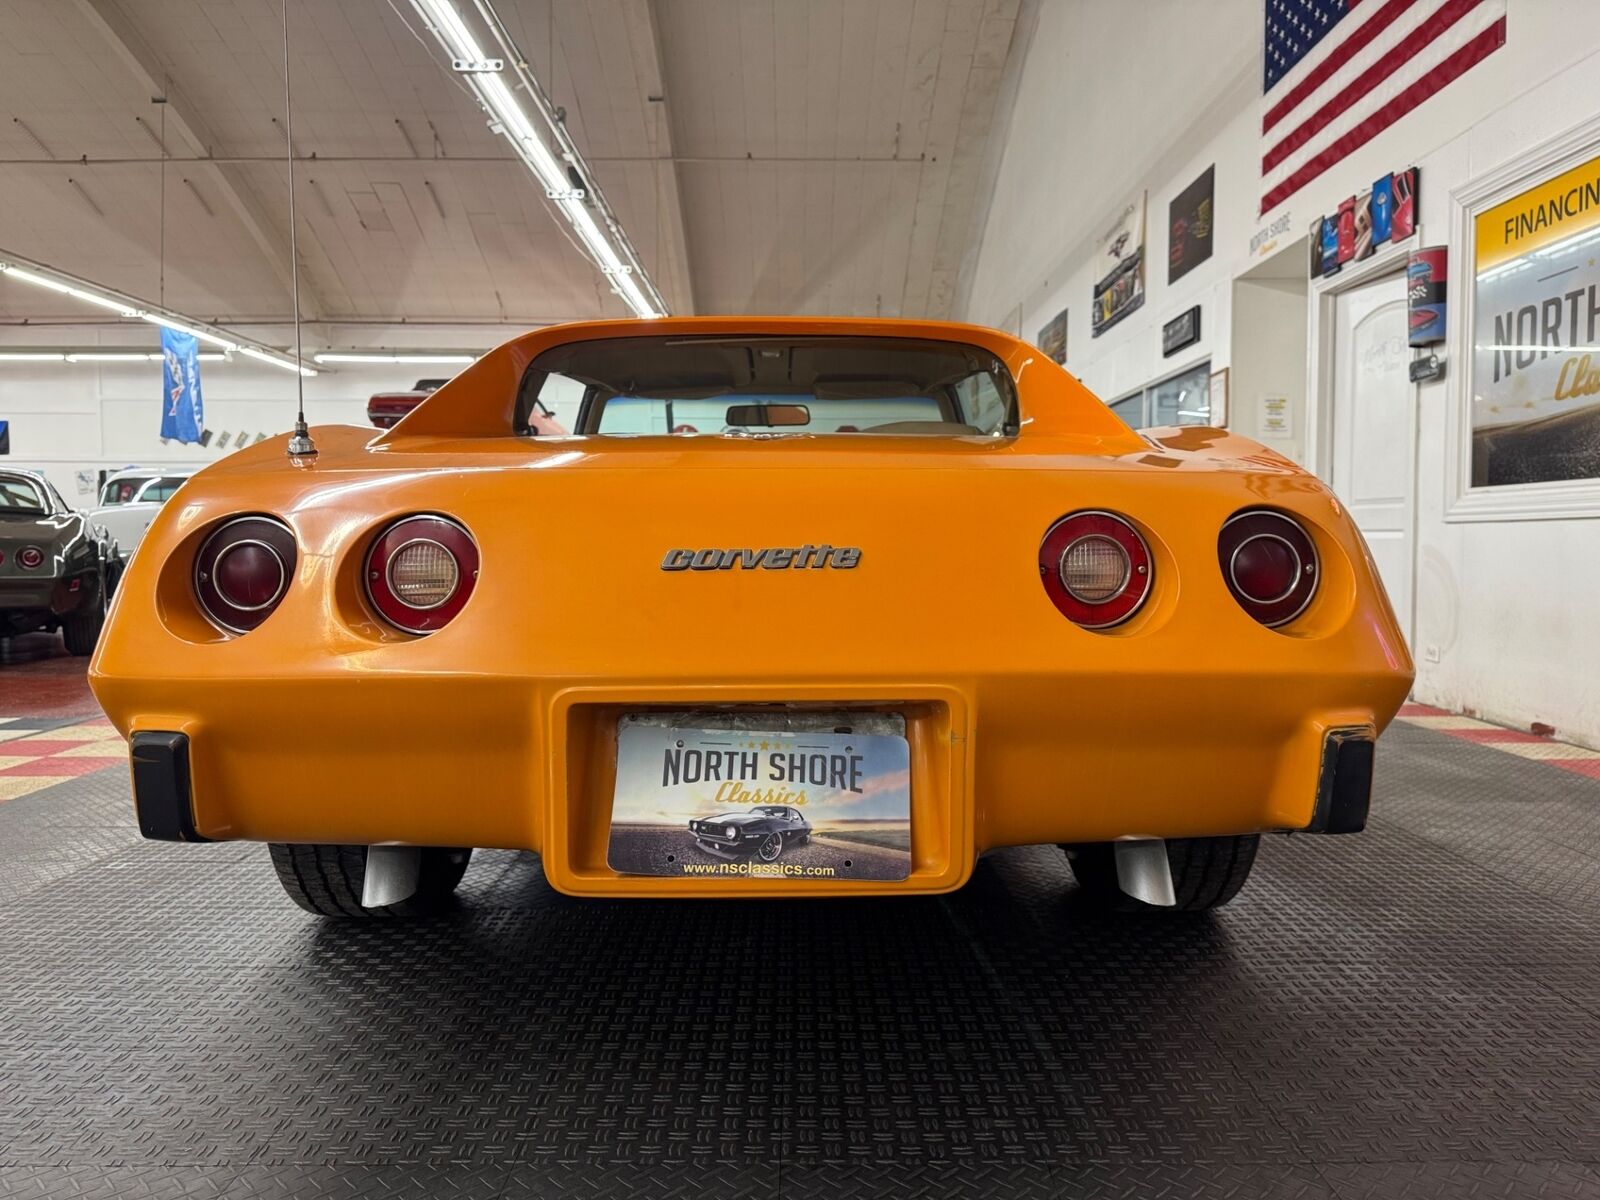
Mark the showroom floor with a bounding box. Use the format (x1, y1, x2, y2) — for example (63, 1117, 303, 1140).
(2, 634, 1599, 1199)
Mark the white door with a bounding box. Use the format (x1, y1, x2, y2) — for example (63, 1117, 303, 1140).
(1329, 273, 1414, 642)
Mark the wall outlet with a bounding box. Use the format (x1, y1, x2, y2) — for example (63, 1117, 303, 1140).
(1423, 645, 1440, 663)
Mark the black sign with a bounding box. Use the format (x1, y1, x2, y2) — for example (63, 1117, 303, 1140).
(1168, 165, 1214, 284)
(1162, 306, 1201, 357)
(1409, 353, 1444, 382)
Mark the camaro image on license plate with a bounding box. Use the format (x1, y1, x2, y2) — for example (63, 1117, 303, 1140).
(606, 714, 911, 880)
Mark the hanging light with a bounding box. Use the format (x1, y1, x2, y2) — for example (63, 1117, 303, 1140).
(0, 252, 318, 375)
(405, 0, 668, 318)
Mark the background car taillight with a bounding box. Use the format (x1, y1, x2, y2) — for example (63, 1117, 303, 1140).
(1038, 511, 1152, 629)
(194, 516, 296, 633)
(17, 546, 44, 569)
(364, 515, 478, 634)
(1218, 508, 1318, 627)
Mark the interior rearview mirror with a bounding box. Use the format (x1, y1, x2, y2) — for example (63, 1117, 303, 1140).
(725, 403, 810, 427)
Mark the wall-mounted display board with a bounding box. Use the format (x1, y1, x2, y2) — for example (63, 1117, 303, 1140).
(1036, 307, 1068, 364)
(1208, 368, 1229, 428)
(1311, 167, 1417, 280)
(1169, 166, 1214, 284)
(1472, 152, 1600, 487)
(1408, 247, 1447, 346)
(1162, 306, 1201, 357)
(1092, 193, 1146, 337)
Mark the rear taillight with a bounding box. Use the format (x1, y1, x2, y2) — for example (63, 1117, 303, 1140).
(17, 546, 44, 569)
(364, 515, 478, 634)
(1218, 509, 1318, 627)
(1038, 511, 1152, 629)
(194, 516, 296, 633)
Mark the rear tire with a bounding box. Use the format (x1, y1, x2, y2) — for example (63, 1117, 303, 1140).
(61, 597, 104, 657)
(1061, 835, 1259, 911)
(268, 844, 472, 917)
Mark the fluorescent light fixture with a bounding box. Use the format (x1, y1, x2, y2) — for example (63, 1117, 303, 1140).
(406, 0, 668, 319)
(0, 350, 231, 365)
(0, 265, 143, 317)
(312, 352, 478, 364)
(0, 251, 318, 375)
(239, 345, 317, 376)
(138, 312, 240, 352)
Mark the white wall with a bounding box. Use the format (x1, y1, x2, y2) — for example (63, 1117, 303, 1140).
(1231, 272, 1308, 463)
(965, 0, 1600, 744)
(961, 0, 1259, 403)
(0, 323, 528, 500)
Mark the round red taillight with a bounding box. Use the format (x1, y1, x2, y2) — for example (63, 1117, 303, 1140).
(194, 516, 297, 633)
(1038, 511, 1152, 629)
(17, 546, 45, 570)
(1219, 509, 1318, 627)
(215, 542, 286, 609)
(364, 515, 478, 634)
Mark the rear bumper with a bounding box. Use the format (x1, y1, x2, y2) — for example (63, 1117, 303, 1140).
(1, 576, 89, 626)
(108, 669, 1398, 898)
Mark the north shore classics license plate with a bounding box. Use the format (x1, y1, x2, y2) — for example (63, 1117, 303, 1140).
(607, 713, 912, 881)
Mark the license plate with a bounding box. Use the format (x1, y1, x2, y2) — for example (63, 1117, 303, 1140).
(607, 712, 911, 881)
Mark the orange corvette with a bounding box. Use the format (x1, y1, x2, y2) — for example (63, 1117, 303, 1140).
(89, 318, 1413, 917)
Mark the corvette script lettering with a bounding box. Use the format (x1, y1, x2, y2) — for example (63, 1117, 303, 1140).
(661, 545, 861, 571)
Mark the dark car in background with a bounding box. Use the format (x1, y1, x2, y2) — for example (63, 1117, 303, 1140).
(0, 468, 119, 655)
(690, 805, 812, 862)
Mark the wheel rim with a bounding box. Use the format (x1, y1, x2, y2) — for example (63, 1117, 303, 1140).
(759, 833, 782, 861)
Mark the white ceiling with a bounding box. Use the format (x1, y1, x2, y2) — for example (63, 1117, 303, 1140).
(0, 0, 1022, 339)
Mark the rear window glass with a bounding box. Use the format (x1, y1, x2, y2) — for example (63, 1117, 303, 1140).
(141, 478, 186, 502)
(100, 478, 151, 505)
(518, 336, 1017, 437)
(0, 476, 47, 512)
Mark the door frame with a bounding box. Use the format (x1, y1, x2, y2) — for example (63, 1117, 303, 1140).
(1305, 234, 1421, 642)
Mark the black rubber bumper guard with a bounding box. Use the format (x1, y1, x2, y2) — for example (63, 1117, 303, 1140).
(127, 725, 1377, 844)
(129, 731, 209, 843)
(1307, 725, 1376, 834)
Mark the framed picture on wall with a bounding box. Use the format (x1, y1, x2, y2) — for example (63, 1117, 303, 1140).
(1092, 193, 1146, 337)
(1000, 303, 1023, 339)
(1168, 166, 1214, 284)
(1036, 307, 1068, 364)
(1442, 122, 1600, 520)
(1469, 150, 1600, 489)
(1208, 368, 1229, 428)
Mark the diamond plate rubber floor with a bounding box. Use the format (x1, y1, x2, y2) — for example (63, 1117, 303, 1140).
(2, 721, 1599, 1198)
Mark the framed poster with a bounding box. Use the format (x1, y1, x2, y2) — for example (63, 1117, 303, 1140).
(1208, 368, 1229, 428)
(1168, 166, 1214, 284)
(1470, 151, 1600, 488)
(1036, 307, 1068, 364)
(1092, 193, 1146, 338)
(1162, 306, 1201, 357)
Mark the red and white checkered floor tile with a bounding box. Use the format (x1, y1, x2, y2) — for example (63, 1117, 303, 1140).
(0, 717, 127, 802)
(1396, 702, 1600, 779)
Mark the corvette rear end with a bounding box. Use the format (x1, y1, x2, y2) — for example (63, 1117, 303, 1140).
(89, 317, 1413, 916)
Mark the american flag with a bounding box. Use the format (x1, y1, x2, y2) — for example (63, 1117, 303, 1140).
(1261, 0, 1506, 213)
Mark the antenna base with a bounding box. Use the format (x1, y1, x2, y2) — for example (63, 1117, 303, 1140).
(286, 420, 318, 464)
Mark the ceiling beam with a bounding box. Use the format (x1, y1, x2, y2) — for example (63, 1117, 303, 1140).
(73, 0, 325, 320)
(624, 0, 696, 316)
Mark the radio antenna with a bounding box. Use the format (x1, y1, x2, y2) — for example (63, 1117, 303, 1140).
(280, 0, 315, 463)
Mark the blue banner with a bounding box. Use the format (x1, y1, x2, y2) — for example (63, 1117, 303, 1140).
(160, 327, 205, 444)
